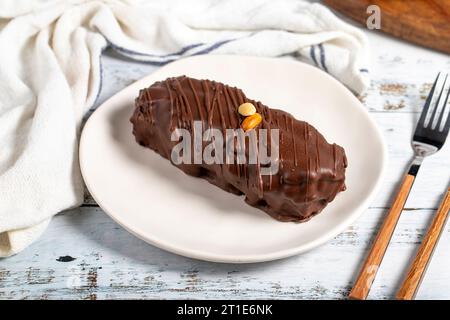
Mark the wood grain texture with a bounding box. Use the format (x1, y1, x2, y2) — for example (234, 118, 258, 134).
(1, 23, 450, 300)
(0, 206, 448, 299)
(324, 0, 450, 54)
(397, 188, 450, 300)
(349, 174, 415, 299)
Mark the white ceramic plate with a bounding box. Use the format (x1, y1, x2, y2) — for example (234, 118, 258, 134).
(80, 55, 387, 263)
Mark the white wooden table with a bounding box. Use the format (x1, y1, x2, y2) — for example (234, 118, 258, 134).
(1, 27, 449, 300)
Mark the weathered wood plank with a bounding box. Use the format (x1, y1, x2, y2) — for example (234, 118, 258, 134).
(0, 206, 448, 299)
(3, 25, 450, 300)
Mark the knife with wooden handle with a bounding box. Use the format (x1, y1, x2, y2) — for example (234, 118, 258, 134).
(396, 187, 450, 300)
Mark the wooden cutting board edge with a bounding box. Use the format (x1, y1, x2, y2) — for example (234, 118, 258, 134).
(324, 0, 450, 55)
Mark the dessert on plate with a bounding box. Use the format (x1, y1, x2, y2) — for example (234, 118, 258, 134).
(130, 76, 347, 222)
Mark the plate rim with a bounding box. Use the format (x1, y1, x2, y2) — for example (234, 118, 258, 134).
(80, 55, 388, 263)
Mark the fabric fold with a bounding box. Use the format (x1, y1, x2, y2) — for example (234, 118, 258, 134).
(0, 0, 369, 257)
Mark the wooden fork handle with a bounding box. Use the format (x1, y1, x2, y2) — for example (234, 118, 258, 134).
(396, 187, 450, 300)
(349, 174, 416, 300)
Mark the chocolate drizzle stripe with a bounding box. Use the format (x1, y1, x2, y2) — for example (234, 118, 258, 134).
(187, 77, 204, 124)
(235, 88, 245, 105)
(165, 82, 174, 130)
(216, 84, 227, 133)
(291, 117, 297, 166)
(333, 144, 337, 174)
(144, 89, 154, 124)
(174, 77, 194, 129)
(225, 86, 238, 112)
(306, 125, 310, 201)
(317, 133, 321, 174)
(202, 80, 211, 128)
(223, 85, 238, 128)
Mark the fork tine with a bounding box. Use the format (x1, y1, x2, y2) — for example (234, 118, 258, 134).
(419, 73, 441, 128)
(442, 95, 450, 137)
(429, 74, 448, 129)
(437, 78, 450, 132)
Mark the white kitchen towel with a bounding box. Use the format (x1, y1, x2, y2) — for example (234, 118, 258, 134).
(0, 0, 369, 257)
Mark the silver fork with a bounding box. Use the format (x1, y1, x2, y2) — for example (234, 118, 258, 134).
(349, 72, 450, 300)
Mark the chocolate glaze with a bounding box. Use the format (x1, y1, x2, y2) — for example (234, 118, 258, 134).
(130, 76, 347, 222)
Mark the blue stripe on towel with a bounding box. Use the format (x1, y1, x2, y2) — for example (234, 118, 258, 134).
(191, 38, 237, 56)
(309, 45, 319, 67)
(106, 37, 239, 65)
(107, 41, 205, 59)
(318, 43, 328, 73)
